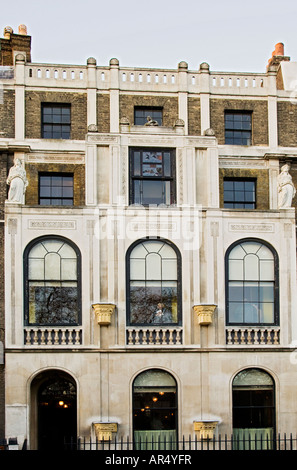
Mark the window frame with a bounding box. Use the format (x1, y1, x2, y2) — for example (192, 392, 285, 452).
(126, 238, 182, 326)
(23, 236, 82, 326)
(223, 177, 256, 209)
(225, 238, 279, 326)
(41, 103, 71, 139)
(38, 172, 74, 206)
(134, 107, 163, 126)
(224, 111, 252, 146)
(129, 147, 176, 206)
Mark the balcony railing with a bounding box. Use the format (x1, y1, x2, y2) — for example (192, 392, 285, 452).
(226, 327, 280, 345)
(126, 327, 183, 346)
(24, 327, 82, 346)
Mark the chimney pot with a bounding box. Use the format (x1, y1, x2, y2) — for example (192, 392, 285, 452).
(3, 26, 13, 39)
(18, 24, 27, 35)
(274, 42, 284, 56)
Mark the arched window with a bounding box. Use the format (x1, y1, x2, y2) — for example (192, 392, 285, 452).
(232, 368, 275, 449)
(24, 237, 81, 326)
(126, 239, 181, 325)
(226, 239, 279, 325)
(133, 369, 177, 449)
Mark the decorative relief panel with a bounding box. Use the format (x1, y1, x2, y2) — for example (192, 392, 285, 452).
(228, 223, 274, 233)
(28, 220, 77, 230)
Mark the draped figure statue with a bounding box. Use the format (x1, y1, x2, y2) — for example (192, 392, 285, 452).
(277, 164, 296, 209)
(6, 159, 28, 203)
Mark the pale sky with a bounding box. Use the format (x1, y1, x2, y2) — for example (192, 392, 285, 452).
(1, 0, 297, 72)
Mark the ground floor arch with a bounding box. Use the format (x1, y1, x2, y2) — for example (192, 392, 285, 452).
(132, 368, 178, 449)
(30, 369, 77, 450)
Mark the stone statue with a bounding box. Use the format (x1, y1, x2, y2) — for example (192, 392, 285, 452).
(6, 159, 28, 203)
(144, 116, 159, 126)
(277, 164, 296, 209)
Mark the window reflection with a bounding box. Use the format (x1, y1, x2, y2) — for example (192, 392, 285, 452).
(128, 240, 180, 325)
(25, 238, 80, 325)
(227, 241, 277, 325)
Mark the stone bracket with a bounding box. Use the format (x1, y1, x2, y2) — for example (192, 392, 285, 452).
(92, 303, 116, 325)
(193, 304, 217, 325)
(93, 422, 118, 441)
(193, 421, 218, 439)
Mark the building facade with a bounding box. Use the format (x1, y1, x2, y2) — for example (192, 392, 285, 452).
(2, 25, 297, 450)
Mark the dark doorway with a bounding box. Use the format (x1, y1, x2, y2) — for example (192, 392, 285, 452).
(37, 371, 77, 450)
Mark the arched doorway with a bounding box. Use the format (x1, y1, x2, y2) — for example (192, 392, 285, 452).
(133, 369, 177, 450)
(32, 370, 77, 450)
(232, 368, 275, 449)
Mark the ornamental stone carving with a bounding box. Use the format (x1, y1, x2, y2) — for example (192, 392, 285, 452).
(194, 421, 218, 439)
(277, 164, 296, 208)
(6, 159, 28, 203)
(92, 303, 115, 325)
(93, 422, 118, 441)
(193, 304, 217, 325)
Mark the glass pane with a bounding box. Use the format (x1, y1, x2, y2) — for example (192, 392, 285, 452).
(133, 152, 141, 176)
(134, 370, 176, 388)
(61, 258, 77, 280)
(229, 302, 243, 323)
(229, 259, 243, 280)
(244, 282, 259, 302)
(28, 285, 78, 325)
(259, 282, 274, 302)
(159, 243, 176, 258)
(43, 240, 63, 253)
(260, 303, 274, 323)
(163, 153, 171, 177)
(233, 369, 274, 387)
(162, 259, 177, 280)
(229, 282, 243, 301)
(130, 258, 146, 280)
(144, 241, 164, 253)
(146, 253, 161, 280)
(45, 253, 61, 280)
(244, 254, 259, 280)
(131, 243, 149, 258)
(244, 302, 259, 323)
(229, 244, 246, 259)
(142, 180, 164, 205)
(142, 163, 162, 177)
(28, 259, 44, 280)
(58, 243, 76, 259)
(29, 242, 47, 259)
(260, 260, 274, 280)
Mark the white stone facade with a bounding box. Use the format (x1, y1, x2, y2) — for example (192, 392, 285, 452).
(2, 40, 297, 450)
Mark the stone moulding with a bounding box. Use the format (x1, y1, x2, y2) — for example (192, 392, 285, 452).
(93, 422, 118, 441)
(193, 304, 217, 325)
(92, 303, 116, 325)
(193, 421, 219, 439)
